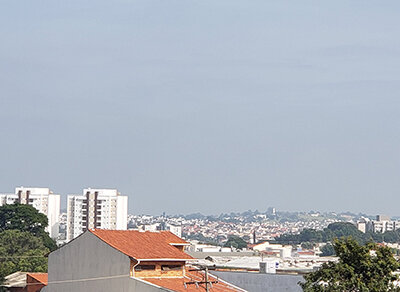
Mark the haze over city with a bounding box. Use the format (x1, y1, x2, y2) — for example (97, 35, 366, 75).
(1, 1, 400, 215)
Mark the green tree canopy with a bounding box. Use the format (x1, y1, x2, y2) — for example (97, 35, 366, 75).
(0, 203, 48, 234)
(224, 235, 248, 249)
(276, 222, 369, 246)
(0, 204, 56, 251)
(300, 238, 400, 292)
(0, 230, 49, 287)
(301, 242, 316, 250)
(320, 243, 335, 257)
(323, 222, 366, 243)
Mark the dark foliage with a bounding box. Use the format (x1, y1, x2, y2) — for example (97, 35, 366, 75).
(0, 203, 57, 251)
(224, 235, 248, 249)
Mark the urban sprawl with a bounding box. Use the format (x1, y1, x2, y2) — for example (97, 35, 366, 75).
(1, 186, 399, 291)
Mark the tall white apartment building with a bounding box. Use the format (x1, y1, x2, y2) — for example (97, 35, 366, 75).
(0, 187, 60, 239)
(67, 188, 128, 242)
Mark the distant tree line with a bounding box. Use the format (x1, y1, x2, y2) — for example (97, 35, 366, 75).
(276, 222, 400, 247)
(224, 235, 248, 249)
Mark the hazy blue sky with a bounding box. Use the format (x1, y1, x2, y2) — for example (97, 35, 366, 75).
(1, 1, 400, 215)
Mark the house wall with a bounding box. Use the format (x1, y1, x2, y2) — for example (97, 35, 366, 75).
(133, 260, 185, 278)
(7, 288, 26, 292)
(172, 245, 185, 252)
(45, 231, 170, 292)
(26, 277, 45, 292)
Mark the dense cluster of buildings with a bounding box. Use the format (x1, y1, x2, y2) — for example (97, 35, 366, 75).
(0, 186, 128, 243)
(3, 185, 400, 291)
(128, 213, 339, 245)
(2, 225, 332, 291)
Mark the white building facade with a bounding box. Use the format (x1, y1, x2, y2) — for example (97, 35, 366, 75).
(357, 215, 400, 233)
(136, 223, 182, 238)
(166, 223, 182, 238)
(0, 187, 60, 239)
(67, 188, 128, 242)
(0, 193, 18, 205)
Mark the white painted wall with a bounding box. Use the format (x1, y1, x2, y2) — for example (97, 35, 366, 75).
(48, 194, 60, 239)
(116, 195, 128, 230)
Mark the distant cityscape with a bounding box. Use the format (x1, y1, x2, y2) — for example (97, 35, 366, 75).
(2, 186, 400, 291)
(1, 186, 399, 246)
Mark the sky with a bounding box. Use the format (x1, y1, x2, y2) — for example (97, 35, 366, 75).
(1, 1, 400, 216)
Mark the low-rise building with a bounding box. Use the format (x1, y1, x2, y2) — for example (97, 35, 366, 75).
(43, 229, 245, 292)
(137, 223, 182, 238)
(253, 242, 292, 258)
(2, 272, 48, 292)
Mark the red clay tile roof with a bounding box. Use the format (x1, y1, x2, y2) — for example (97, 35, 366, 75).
(27, 273, 48, 285)
(90, 229, 193, 260)
(142, 267, 244, 292)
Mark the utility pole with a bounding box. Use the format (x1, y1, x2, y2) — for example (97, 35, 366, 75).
(205, 266, 209, 292)
(185, 265, 218, 291)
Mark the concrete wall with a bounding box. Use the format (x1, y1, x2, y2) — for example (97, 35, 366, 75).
(45, 231, 170, 292)
(212, 271, 303, 292)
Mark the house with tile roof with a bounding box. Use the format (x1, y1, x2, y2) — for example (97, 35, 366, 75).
(2, 272, 47, 292)
(42, 229, 246, 292)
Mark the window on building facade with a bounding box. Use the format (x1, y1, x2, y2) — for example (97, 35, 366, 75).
(161, 265, 182, 271)
(135, 265, 156, 271)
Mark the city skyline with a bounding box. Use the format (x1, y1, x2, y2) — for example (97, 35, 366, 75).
(1, 184, 399, 218)
(1, 1, 400, 215)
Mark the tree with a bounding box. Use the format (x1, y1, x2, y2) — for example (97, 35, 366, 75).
(0, 204, 57, 251)
(323, 222, 366, 243)
(224, 235, 248, 249)
(0, 203, 48, 234)
(300, 229, 324, 243)
(320, 243, 335, 256)
(300, 238, 400, 291)
(301, 242, 316, 250)
(0, 230, 49, 289)
(275, 222, 368, 246)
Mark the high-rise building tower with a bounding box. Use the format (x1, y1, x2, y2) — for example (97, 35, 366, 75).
(66, 188, 128, 242)
(0, 187, 60, 239)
